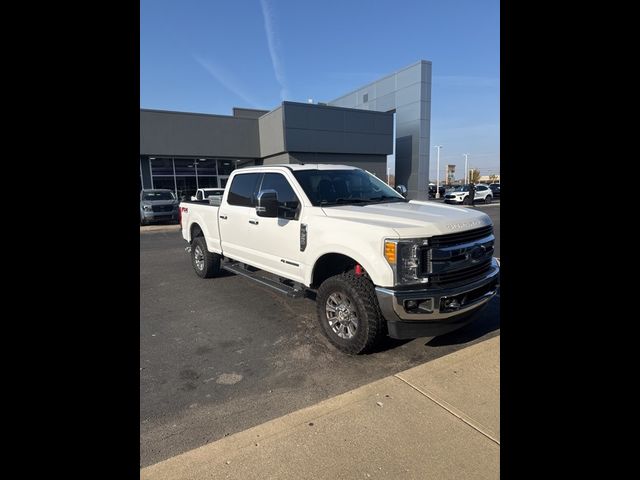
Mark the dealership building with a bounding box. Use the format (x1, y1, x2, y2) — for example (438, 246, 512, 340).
(140, 60, 432, 199)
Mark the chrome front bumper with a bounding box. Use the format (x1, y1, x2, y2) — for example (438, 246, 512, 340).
(375, 258, 500, 338)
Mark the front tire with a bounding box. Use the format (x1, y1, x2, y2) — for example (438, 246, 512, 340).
(316, 272, 385, 354)
(485, 195, 492, 204)
(191, 236, 221, 278)
(463, 196, 471, 205)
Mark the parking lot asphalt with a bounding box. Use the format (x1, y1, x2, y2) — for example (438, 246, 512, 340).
(140, 206, 500, 467)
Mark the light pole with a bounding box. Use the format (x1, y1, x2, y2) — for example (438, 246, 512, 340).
(433, 145, 442, 199)
(463, 153, 469, 184)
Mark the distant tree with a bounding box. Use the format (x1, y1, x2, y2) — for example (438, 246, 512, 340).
(470, 169, 481, 183)
(489, 174, 498, 182)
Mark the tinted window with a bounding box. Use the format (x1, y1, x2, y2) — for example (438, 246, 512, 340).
(476, 185, 487, 191)
(260, 173, 300, 219)
(293, 169, 404, 206)
(227, 173, 261, 207)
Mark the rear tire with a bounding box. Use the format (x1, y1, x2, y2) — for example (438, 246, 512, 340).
(485, 195, 492, 204)
(191, 236, 221, 278)
(316, 272, 385, 354)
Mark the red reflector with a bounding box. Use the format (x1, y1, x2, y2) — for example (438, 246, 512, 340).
(355, 264, 363, 276)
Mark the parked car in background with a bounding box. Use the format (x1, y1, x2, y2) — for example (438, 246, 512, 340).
(428, 183, 446, 198)
(140, 189, 179, 225)
(489, 183, 501, 198)
(444, 184, 493, 205)
(191, 188, 225, 201)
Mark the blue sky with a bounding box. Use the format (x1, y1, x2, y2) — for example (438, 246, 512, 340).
(141, 0, 499, 180)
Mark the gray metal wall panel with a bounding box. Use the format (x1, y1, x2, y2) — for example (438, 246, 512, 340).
(140, 110, 260, 158)
(258, 107, 285, 157)
(262, 153, 291, 165)
(327, 60, 432, 200)
(282, 102, 393, 156)
(233, 107, 269, 119)
(288, 152, 388, 180)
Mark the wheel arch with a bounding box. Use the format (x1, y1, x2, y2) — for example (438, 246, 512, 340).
(309, 250, 386, 289)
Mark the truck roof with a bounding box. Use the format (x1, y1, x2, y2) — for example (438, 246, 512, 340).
(236, 164, 359, 172)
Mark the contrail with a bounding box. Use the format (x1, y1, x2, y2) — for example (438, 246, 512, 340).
(259, 0, 290, 100)
(193, 54, 261, 108)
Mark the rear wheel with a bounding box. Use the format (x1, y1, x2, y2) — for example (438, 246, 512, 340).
(191, 236, 221, 278)
(485, 195, 492, 204)
(316, 272, 385, 354)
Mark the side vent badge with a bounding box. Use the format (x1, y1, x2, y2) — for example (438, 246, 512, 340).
(300, 224, 308, 252)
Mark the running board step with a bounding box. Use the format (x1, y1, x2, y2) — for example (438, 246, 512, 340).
(222, 262, 305, 298)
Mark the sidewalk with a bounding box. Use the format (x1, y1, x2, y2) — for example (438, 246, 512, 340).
(141, 336, 500, 479)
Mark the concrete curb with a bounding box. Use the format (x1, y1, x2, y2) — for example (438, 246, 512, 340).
(141, 336, 500, 479)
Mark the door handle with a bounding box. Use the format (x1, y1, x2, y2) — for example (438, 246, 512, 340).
(249, 219, 259, 225)
(220, 215, 228, 220)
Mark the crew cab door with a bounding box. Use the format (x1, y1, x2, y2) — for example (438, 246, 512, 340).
(244, 173, 304, 283)
(218, 172, 262, 262)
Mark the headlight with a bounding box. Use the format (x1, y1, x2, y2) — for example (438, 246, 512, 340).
(143, 205, 152, 211)
(384, 238, 430, 286)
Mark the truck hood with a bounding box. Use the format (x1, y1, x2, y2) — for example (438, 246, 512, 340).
(321, 200, 492, 238)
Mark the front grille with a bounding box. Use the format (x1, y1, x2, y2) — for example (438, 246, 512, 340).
(429, 259, 493, 287)
(429, 225, 493, 248)
(152, 204, 174, 213)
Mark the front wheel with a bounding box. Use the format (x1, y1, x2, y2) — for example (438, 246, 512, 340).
(463, 196, 471, 205)
(485, 195, 492, 204)
(191, 236, 221, 278)
(316, 272, 385, 354)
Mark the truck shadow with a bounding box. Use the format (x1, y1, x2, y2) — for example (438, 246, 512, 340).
(307, 291, 500, 353)
(425, 295, 500, 347)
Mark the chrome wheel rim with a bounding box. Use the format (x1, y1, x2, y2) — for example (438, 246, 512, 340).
(194, 245, 205, 270)
(325, 292, 358, 339)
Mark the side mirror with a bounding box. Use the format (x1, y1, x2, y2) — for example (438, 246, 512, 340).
(256, 189, 278, 217)
(395, 185, 408, 197)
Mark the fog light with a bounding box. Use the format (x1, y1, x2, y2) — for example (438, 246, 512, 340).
(441, 297, 463, 312)
(405, 300, 418, 310)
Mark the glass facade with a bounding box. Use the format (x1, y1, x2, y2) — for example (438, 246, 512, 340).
(143, 157, 241, 200)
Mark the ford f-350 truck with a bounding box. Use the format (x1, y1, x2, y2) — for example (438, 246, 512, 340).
(180, 164, 499, 354)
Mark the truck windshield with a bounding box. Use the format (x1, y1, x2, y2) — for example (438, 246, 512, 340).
(143, 191, 175, 201)
(293, 169, 406, 206)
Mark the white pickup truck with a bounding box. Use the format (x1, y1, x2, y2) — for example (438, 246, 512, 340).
(180, 164, 499, 354)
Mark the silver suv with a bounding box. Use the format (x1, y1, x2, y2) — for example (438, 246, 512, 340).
(140, 189, 179, 225)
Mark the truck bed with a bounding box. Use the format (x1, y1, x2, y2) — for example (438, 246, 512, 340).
(180, 201, 222, 254)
